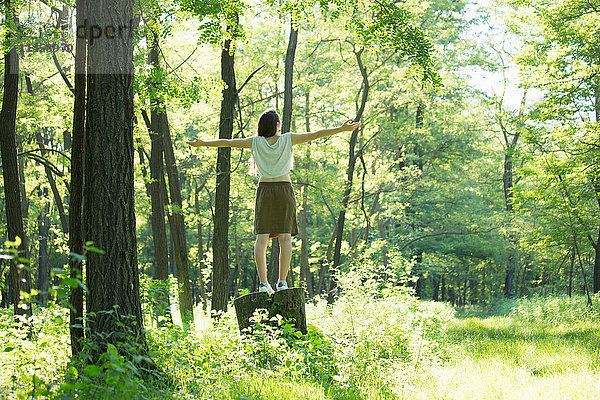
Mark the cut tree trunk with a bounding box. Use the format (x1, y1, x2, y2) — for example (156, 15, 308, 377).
(233, 287, 306, 334)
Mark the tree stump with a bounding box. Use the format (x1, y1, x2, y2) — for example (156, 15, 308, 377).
(233, 288, 307, 335)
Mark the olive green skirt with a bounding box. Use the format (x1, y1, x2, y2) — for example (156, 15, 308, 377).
(253, 182, 298, 238)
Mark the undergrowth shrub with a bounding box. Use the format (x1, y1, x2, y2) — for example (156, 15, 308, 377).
(0, 305, 70, 398)
(456, 294, 600, 324)
(508, 294, 600, 325)
(306, 261, 455, 397)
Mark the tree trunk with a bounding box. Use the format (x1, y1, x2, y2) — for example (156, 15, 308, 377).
(84, 1, 148, 358)
(316, 225, 336, 296)
(212, 21, 237, 315)
(299, 92, 313, 297)
(593, 236, 600, 294)
(441, 274, 446, 301)
(503, 146, 517, 297)
(194, 181, 207, 310)
(162, 112, 194, 325)
(594, 86, 600, 294)
(0, 0, 33, 322)
(37, 188, 50, 306)
(568, 248, 574, 297)
(232, 209, 243, 295)
(233, 288, 306, 335)
(269, 239, 280, 285)
(17, 136, 30, 248)
(24, 74, 70, 235)
(373, 193, 389, 268)
(68, 0, 86, 355)
(328, 47, 369, 304)
(500, 93, 526, 298)
(282, 18, 298, 133)
(299, 184, 313, 297)
(265, 17, 299, 284)
(432, 276, 439, 301)
(146, 23, 172, 323)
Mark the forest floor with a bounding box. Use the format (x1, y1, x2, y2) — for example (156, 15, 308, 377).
(404, 311, 600, 399)
(1, 291, 599, 399)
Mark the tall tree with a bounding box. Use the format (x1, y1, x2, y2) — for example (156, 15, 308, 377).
(0, 0, 33, 323)
(68, 0, 87, 354)
(83, 0, 147, 356)
(328, 46, 368, 304)
(269, 16, 299, 286)
(509, 0, 600, 293)
(212, 18, 238, 315)
(144, 7, 176, 324)
(162, 115, 195, 323)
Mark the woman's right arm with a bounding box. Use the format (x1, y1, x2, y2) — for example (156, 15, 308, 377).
(290, 119, 360, 145)
(187, 136, 253, 148)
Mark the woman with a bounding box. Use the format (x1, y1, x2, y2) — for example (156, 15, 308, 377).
(187, 109, 360, 295)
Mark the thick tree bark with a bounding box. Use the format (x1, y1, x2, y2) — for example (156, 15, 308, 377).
(0, 0, 33, 322)
(328, 47, 369, 304)
(234, 288, 307, 335)
(68, 0, 86, 355)
(212, 23, 237, 315)
(146, 25, 172, 323)
(84, 1, 147, 357)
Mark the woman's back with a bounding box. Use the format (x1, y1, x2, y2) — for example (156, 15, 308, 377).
(251, 132, 293, 181)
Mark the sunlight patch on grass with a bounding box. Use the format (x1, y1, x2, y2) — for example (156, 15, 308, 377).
(397, 314, 600, 400)
(226, 375, 329, 400)
(398, 358, 600, 400)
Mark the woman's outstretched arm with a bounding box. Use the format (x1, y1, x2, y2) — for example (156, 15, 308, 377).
(186, 136, 253, 149)
(290, 119, 360, 145)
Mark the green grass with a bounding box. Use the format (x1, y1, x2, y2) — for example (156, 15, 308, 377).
(401, 297, 600, 400)
(2, 293, 600, 399)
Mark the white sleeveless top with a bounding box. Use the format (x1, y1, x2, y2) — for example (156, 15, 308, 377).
(251, 133, 294, 178)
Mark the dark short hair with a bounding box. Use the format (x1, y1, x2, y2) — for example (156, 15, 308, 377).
(257, 109, 280, 137)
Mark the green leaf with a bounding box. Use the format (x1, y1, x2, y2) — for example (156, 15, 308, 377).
(83, 365, 103, 378)
(85, 245, 105, 254)
(62, 278, 80, 289)
(106, 343, 118, 357)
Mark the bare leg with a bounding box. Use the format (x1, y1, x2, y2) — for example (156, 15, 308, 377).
(254, 233, 270, 283)
(278, 233, 292, 281)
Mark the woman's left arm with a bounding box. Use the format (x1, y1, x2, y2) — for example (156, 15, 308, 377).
(187, 136, 253, 148)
